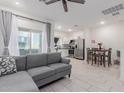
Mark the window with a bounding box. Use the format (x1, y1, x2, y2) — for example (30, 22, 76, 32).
(18, 28, 42, 55)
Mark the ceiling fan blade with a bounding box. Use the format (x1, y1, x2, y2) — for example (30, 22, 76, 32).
(41, 0, 60, 5)
(62, 0, 68, 12)
(67, 0, 85, 4)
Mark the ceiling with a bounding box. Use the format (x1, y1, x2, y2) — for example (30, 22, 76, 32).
(0, 0, 124, 31)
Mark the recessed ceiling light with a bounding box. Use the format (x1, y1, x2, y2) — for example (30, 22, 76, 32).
(16, 2, 20, 5)
(100, 21, 105, 25)
(68, 29, 72, 32)
(57, 26, 62, 30)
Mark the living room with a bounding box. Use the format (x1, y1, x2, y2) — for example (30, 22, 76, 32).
(0, 0, 124, 92)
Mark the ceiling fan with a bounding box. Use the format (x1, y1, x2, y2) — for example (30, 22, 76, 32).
(39, 0, 85, 12)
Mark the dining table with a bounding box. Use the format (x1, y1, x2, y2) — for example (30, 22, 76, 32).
(87, 48, 112, 67)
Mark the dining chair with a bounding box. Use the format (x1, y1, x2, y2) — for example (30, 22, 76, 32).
(91, 48, 98, 65)
(87, 48, 92, 64)
(100, 50, 106, 67)
(87, 48, 90, 64)
(106, 48, 112, 67)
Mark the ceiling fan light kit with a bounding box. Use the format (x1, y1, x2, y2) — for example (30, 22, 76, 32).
(39, 0, 85, 12)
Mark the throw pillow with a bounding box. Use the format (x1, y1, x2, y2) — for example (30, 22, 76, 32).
(0, 56, 17, 77)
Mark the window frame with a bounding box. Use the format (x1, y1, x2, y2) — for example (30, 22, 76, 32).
(18, 27, 42, 55)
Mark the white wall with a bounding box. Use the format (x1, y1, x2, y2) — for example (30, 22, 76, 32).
(69, 31, 84, 40)
(120, 49, 124, 81)
(54, 30, 85, 45)
(54, 31, 70, 45)
(90, 21, 124, 60)
(17, 17, 46, 31)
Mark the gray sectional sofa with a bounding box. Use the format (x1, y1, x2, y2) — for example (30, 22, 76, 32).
(0, 52, 72, 92)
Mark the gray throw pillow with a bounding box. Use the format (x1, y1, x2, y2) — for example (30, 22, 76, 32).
(0, 57, 17, 77)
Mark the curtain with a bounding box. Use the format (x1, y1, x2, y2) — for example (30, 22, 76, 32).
(8, 15, 20, 56)
(0, 26, 4, 55)
(46, 23, 51, 53)
(42, 24, 48, 53)
(0, 10, 12, 55)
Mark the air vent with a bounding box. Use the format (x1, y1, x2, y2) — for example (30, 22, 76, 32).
(102, 4, 124, 16)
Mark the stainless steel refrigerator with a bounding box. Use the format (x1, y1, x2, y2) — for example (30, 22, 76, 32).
(74, 38, 85, 60)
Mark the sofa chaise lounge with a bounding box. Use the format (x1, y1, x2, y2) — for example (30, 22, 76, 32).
(0, 52, 72, 92)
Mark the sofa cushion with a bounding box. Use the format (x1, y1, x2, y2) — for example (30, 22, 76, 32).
(0, 56, 17, 77)
(47, 52, 61, 64)
(27, 54, 47, 69)
(15, 56, 27, 71)
(0, 71, 39, 92)
(28, 66, 55, 81)
(61, 58, 70, 64)
(48, 63, 72, 73)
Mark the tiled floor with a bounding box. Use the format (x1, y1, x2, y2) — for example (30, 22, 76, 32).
(40, 58, 124, 92)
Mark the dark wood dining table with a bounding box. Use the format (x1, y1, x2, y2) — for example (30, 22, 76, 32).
(87, 48, 112, 67)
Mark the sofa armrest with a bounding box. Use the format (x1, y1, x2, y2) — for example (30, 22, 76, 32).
(61, 58, 70, 64)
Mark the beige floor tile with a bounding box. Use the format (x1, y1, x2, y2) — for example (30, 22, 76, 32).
(40, 58, 123, 92)
(88, 86, 105, 92)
